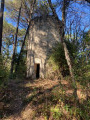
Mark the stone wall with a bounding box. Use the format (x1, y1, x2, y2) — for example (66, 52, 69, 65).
(27, 16, 60, 79)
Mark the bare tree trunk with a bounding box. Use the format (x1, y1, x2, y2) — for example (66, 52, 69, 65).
(61, 0, 75, 82)
(10, 4, 22, 75)
(70, 21, 72, 41)
(62, 0, 79, 106)
(48, 0, 79, 105)
(0, 0, 4, 54)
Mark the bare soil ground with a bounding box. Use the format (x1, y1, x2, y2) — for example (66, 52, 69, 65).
(0, 78, 89, 120)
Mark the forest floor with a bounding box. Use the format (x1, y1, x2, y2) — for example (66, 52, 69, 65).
(0, 78, 90, 120)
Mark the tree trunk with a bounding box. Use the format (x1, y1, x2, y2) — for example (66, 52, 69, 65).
(10, 4, 22, 75)
(61, 0, 79, 105)
(15, 0, 36, 73)
(48, 0, 79, 105)
(15, 20, 31, 72)
(0, 0, 4, 54)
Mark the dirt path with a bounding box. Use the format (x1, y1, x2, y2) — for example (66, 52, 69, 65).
(0, 78, 88, 120)
(0, 79, 61, 120)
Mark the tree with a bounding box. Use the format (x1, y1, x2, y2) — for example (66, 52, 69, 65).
(0, 0, 5, 54)
(10, 3, 22, 75)
(2, 20, 15, 64)
(15, 0, 36, 73)
(48, 0, 79, 105)
(5, 0, 37, 76)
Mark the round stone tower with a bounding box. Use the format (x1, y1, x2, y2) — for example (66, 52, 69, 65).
(27, 15, 60, 79)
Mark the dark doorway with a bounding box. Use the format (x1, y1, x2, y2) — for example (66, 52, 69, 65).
(36, 64, 40, 79)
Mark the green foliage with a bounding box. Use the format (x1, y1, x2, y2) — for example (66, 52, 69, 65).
(83, 30, 90, 46)
(48, 41, 78, 77)
(2, 20, 26, 80)
(0, 55, 9, 86)
(36, 0, 51, 15)
(64, 104, 70, 112)
(74, 30, 90, 85)
(51, 106, 62, 120)
(15, 51, 27, 79)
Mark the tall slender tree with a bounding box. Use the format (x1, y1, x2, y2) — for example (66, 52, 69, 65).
(10, 3, 22, 75)
(48, 0, 79, 105)
(0, 0, 4, 54)
(15, 0, 36, 73)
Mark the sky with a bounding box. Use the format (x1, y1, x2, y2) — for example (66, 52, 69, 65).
(56, 0, 90, 32)
(2, 0, 90, 53)
(4, 0, 90, 31)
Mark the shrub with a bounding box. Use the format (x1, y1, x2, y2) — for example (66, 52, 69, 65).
(15, 52, 27, 79)
(0, 55, 9, 86)
(47, 41, 78, 78)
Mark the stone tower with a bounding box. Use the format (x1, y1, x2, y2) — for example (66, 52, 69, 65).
(27, 15, 60, 79)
